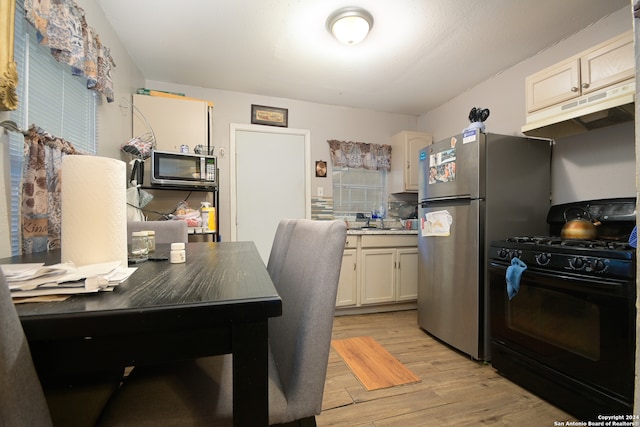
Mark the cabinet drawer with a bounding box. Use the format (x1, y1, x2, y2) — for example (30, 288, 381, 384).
(344, 236, 358, 249)
(361, 235, 417, 248)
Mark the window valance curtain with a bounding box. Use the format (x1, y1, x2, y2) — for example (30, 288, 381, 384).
(23, 0, 116, 102)
(327, 140, 392, 171)
(21, 125, 81, 254)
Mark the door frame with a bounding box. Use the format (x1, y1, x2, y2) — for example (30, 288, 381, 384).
(229, 123, 311, 241)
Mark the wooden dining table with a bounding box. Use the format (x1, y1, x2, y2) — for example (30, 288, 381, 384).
(2, 241, 282, 427)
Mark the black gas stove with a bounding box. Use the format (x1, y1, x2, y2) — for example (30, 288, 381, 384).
(489, 198, 637, 421)
(490, 236, 635, 280)
(490, 198, 636, 280)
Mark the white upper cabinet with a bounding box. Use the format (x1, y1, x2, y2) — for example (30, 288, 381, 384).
(389, 131, 432, 193)
(525, 31, 633, 114)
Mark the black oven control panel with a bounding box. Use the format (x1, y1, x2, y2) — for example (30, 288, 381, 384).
(489, 243, 634, 280)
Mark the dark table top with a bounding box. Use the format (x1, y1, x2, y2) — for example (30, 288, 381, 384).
(2, 242, 282, 341)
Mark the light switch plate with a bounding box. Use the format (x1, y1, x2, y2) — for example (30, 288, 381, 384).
(317, 187, 324, 197)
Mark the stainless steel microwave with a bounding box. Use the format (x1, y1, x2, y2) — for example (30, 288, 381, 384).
(150, 150, 217, 188)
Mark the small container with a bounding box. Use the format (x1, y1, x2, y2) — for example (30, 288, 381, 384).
(144, 230, 156, 252)
(200, 202, 216, 233)
(131, 231, 149, 260)
(170, 242, 186, 264)
(180, 144, 189, 153)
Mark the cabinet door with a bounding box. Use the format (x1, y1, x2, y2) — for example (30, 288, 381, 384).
(336, 249, 358, 307)
(360, 249, 395, 304)
(580, 31, 634, 95)
(133, 94, 208, 152)
(390, 131, 431, 193)
(396, 248, 418, 301)
(525, 57, 580, 113)
(406, 133, 431, 191)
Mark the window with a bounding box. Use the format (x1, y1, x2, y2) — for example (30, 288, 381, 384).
(332, 167, 387, 218)
(8, 0, 98, 254)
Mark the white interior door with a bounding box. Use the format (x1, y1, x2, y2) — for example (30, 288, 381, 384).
(230, 124, 310, 264)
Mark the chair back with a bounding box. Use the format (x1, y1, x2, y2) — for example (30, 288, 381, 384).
(0, 272, 53, 427)
(127, 221, 188, 244)
(269, 219, 346, 422)
(266, 219, 297, 284)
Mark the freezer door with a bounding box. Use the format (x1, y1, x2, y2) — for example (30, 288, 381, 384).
(419, 130, 484, 201)
(417, 199, 483, 359)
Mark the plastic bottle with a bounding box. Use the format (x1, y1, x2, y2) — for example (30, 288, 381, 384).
(201, 202, 216, 233)
(200, 202, 212, 232)
(170, 242, 186, 264)
(209, 207, 217, 233)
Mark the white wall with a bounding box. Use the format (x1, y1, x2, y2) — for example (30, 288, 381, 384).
(417, 7, 634, 205)
(141, 80, 418, 240)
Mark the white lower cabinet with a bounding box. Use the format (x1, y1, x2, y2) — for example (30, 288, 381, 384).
(396, 248, 418, 301)
(336, 234, 418, 311)
(336, 249, 358, 307)
(361, 248, 396, 304)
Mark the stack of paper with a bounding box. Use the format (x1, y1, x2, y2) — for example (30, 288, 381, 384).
(2, 261, 136, 299)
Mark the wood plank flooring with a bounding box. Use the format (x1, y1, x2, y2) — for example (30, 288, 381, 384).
(318, 310, 577, 427)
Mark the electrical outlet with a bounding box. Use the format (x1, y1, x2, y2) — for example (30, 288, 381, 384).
(317, 187, 324, 197)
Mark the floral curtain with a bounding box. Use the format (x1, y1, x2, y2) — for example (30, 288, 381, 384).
(327, 140, 392, 171)
(23, 0, 116, 102)
(21, 125, 80, 254)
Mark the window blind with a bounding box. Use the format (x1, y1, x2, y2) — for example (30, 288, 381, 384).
(9, 0, 98, 255)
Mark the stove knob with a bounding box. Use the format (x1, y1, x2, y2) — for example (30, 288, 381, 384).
(535, 253, 551, 266)
(498, 248, 509, 259)
(569, 257, 586, 270)
(592, 258, 607, 272)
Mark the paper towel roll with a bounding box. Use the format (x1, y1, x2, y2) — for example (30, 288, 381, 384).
(61, 156, 128, 267)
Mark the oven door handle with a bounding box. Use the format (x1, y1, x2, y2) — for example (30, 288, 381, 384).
(488, 262, 631, 298)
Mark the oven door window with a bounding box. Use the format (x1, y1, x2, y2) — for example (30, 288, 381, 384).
(507, 286, 599, 361)
(490, 264, 635, 400)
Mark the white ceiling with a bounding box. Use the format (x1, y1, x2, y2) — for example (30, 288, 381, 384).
(96, 0, 630, 116)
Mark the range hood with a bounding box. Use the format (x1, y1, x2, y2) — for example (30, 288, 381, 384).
(521, 80, 635, 139)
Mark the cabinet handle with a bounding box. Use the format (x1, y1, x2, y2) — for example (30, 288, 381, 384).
(406, 161, 410, 170)
(571, 86, 579, 92)
(581, 82, 590, 89)
(353, 263, 356, 271)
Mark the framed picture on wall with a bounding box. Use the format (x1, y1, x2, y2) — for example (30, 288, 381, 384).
(251, 104, 288, 127)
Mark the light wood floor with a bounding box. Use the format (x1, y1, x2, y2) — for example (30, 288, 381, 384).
(317, 310, 578, 427)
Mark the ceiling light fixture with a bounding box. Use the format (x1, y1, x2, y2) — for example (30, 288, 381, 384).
(326, 7, 374, 45)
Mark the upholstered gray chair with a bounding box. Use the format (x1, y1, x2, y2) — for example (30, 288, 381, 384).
(0, 269, 53, 427)
(97, 219, 347, 427)
(0, 270, 122, 427)
(126, 220, 188, 244)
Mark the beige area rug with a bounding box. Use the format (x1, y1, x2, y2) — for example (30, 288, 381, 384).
(331, 336, 421, 391)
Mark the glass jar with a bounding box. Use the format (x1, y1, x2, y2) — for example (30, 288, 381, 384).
(144, 230, 156, 252)
(131, 231, 149, 260)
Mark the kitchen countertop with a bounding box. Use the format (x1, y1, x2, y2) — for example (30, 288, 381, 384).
(347, 228, 418, 235)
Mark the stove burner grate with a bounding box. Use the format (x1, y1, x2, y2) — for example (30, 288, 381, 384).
(505, 236, 633, 251)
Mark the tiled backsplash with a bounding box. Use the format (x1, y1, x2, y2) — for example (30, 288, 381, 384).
(311, 197, 413, 224)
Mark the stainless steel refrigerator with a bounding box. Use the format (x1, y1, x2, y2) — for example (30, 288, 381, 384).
(417, 130, 551, 360)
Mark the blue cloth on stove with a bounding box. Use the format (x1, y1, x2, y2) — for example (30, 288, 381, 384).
(506, 257, 527, 300)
